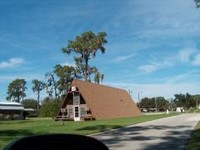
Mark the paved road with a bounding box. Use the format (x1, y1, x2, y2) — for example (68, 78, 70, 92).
(92, 113, 200, 150)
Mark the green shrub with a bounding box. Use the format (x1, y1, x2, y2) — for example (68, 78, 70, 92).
(188, 107, 196, 113)
(187, 107, 200, 113)
(39, 98, 63, 117)
(196, 109, 200, 113)
(186, 121, 200, 150)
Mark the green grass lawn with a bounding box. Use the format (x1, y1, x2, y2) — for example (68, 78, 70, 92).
(186, 121, 200, 150)
(0, 113, 177, 150)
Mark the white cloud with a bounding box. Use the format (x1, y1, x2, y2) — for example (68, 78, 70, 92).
(61, 61, 75, 67)
(138, 64, 158, 73)
(113, 54, 136, 63)
(138, 58, 173, 73)
(0, 58, 24, 69)
(165, 71, 200, 84)
(192, 53, 200, 66)
(138, 47, 200, 73)
(127, 0, 200, 41)
(178, 48, 197, 62)
(177, 48, 200, 66)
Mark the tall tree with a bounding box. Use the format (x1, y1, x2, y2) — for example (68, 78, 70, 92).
(140, 97, 169, 111)
(21, 99, 38, 109)
(6, 79, 27, 103)
(62, 31, 107, 81)
(195, 0, 200, 7)
(193, 95, 200, 108)
(154, 97, 169, 111)
(173, 93, 196, 109)
(54, 64, 78, 95)
(32, 79, 46, 110)
(45, 72, 58, 98)
(174, 93, 186, 107)
(93, 67, 104, 84)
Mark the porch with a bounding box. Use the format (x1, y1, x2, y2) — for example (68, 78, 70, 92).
(55, 104, 95, 121)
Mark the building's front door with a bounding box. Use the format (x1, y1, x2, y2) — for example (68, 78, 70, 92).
(73, 105, 80, 121)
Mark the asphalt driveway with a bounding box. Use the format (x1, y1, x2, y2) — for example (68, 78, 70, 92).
(92, 113, 200, 150)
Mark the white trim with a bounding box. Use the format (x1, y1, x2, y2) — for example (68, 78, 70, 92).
(0, 102, 24, 110)
(0, 101, 22, 105)
(73, 105, 80, 121)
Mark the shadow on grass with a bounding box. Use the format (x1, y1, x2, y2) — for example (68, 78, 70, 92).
(0, 129, 35, 150)
(0, 129, 35, 136)
(0, 119, 38, 125)
(90, 125, 193, 150)
(77, 125, 123, 132)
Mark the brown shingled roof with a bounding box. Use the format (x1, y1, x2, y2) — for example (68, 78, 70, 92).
(70, 80, 142, 120)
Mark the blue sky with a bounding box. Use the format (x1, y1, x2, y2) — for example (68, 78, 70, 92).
(0, 0, 200, 102)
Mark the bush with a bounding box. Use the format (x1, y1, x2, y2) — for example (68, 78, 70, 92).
(21, 99, 38, 109)
(186, 121, 200, 150)
(187, 107, 200, 113)
(39, 98, 63, 117)
(188, 107, 196, 113)
(195, 109, 200, 113)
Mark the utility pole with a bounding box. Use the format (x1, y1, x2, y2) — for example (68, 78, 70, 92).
(155, 97, 158, 112)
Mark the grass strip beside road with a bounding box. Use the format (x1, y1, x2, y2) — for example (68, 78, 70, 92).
(186, 121, 200, 150)
(0, 113, 177, 150)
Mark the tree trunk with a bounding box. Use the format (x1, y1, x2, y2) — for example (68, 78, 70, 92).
(85, 58, 89, 81)
(17, 95, 20, 103)
(37, 91, 40, 110)
(52, 75, 57, 98)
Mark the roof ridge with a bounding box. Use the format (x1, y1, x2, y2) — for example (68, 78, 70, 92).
(73, 79, 127, 92)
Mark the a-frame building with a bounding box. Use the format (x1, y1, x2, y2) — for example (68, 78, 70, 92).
(56, 80, 142, 121)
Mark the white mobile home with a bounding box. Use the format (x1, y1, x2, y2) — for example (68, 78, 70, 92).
(0, 101, 24, 120)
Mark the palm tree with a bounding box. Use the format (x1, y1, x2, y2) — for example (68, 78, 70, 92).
(45, 72, 58, 98)
(93, 67, 104, 84)
(32, 79, 46, 110)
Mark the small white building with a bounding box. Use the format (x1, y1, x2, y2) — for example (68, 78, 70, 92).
(0, 101, 24, 120)
(176, 107, 184, 113)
